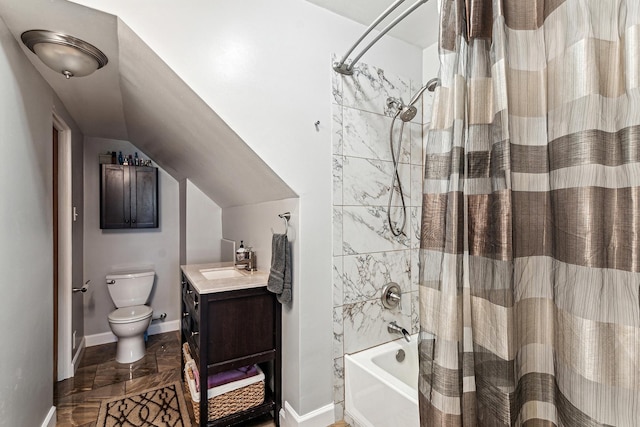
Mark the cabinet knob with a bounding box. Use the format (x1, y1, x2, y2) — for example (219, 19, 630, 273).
(124, 219, 130, 224)
(132, 219, 136, 223)
(186, 289, 193, 295)
(182, 312, 190, 318)
(191, 331, 199, 337)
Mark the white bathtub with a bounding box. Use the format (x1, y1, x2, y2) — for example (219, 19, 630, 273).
(345, 336, 419, 427)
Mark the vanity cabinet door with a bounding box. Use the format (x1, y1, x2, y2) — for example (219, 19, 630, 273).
(206, 289, 275, 364)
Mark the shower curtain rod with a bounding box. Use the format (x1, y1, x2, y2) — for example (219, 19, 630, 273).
(333, 0, 429, 75)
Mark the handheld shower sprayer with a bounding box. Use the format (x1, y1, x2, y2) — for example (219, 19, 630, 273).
(390, 77, 441, 123)
(409, 77, 440, 106)
(386, 77, 440, 236)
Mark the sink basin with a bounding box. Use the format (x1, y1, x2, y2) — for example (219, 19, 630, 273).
(199, 268, 245, 280)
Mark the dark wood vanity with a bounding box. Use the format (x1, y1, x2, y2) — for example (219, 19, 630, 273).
(180, 264, 281, 426)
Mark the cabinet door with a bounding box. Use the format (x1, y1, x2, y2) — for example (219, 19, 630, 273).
(207, 290, 275, 364)
(100, 165, 131, 228)
(131, 167, 158, 228)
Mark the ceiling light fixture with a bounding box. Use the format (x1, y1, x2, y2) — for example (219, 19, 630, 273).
(21, 30, 108, 79)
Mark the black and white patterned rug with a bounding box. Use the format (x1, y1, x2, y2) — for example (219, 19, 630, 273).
(96, 382, 190, 427)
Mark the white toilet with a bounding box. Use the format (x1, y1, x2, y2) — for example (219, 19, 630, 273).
(106, 270, 154, 363)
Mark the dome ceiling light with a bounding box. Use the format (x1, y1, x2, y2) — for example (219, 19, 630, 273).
(21, 30, 108, 79)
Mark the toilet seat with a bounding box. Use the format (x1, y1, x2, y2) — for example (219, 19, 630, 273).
(108, 305, 153, 324)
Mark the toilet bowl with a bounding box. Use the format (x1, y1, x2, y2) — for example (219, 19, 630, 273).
(106, 270, 155, 363)
(108, 305, 153, 363)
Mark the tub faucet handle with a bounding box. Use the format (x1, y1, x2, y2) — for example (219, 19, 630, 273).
(381, 282, 402, 309)
(388, 321, 411, 342)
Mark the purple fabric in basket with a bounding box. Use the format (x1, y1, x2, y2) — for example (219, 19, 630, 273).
(194, 365, 258, 392)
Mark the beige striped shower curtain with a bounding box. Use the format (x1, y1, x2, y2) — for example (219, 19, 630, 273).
(418, 1, 640, 425)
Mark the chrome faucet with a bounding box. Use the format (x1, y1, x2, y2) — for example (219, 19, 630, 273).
(235, 250, 257, 271)
(388, 321, 411, 342)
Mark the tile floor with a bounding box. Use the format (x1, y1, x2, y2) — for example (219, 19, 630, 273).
(54, 331, 274, 426)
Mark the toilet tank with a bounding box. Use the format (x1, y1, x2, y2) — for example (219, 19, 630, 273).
(106, 270, 155, 308)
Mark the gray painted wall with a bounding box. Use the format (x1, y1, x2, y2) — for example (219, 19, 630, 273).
(0, 16, 54, 427)
(82, 137, 180, 336)
(184, 180, 222, 264)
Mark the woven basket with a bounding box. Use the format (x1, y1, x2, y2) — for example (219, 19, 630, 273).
(182, 343, 193, 363)
(183, 363, 265, 423)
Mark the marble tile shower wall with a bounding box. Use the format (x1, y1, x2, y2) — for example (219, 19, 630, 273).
(331, 57, 432, 420)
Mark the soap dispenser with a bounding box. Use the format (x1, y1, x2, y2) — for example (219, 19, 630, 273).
(236, 240, 246, 262)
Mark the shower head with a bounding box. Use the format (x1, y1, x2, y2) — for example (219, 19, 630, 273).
(395, 77, 440, 122)
(386, 77, 440, 123)
(387, 97, 418, 122)
(399, 106, 417, 122)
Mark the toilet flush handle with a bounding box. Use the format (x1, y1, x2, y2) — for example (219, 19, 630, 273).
(106, 279, 115, 285)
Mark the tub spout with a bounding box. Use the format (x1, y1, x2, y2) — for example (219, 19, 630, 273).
(388, 321, 411, 342)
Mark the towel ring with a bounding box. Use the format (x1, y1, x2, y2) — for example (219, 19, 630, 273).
(278, 212, 290, 236)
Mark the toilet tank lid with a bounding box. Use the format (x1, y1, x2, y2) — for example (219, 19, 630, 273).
(106, 270, 155, 280)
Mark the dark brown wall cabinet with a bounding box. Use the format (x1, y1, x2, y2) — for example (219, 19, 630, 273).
(100, 164, 158, 229)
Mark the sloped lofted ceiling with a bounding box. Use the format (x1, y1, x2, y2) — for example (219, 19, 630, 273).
(0, 0, 296, 208)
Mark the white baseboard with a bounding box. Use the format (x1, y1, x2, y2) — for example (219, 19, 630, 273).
(148, 319, 180, 336)
(71, 336, 86, 373)
(85, 330, 117, 347)
(85, 319, 180, 347)
(57, 338, 84, 381)
(279, 401, 335, 427)
(41, 406, 56, 427)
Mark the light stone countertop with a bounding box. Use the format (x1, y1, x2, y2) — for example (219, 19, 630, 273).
(180, 261, 269, 294)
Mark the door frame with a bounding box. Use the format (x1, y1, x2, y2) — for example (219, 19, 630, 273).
(53, 112, 74, 381)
